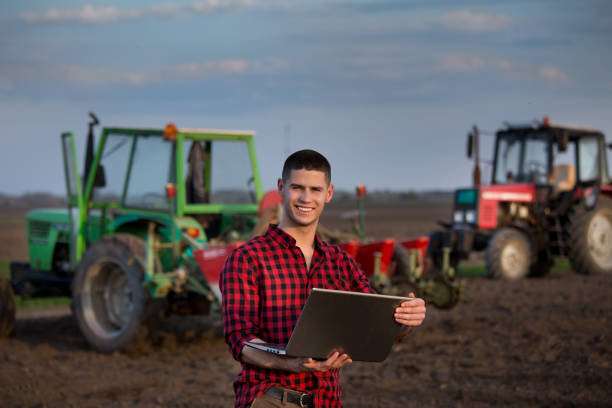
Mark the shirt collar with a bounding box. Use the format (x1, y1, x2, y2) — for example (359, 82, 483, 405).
(265, 224, 331, 259)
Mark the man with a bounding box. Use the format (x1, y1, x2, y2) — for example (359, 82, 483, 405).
(221, 150, 426, 407)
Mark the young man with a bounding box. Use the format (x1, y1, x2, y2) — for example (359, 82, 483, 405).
(221, 150, 426, 408)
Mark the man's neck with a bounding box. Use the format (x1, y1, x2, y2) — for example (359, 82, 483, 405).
(279, 221, 318, 251)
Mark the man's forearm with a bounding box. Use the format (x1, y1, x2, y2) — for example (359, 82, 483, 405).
(241, 341, 302, 373)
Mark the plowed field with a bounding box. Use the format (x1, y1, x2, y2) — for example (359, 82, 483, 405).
(1, 202, 610, 407)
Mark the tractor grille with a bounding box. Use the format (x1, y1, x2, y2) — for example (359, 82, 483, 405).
(29, 221, 50, 239)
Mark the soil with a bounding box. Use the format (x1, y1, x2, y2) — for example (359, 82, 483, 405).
(1, 202, 611, 407)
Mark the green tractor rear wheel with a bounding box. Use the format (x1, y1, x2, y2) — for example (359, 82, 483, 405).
(0, 275, 16, 338)
(72, 234, 165, 353)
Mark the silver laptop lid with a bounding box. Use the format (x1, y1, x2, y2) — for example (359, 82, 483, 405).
(285, 288, 411, 362)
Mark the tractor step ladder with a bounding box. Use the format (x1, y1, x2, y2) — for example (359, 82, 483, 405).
(545, 215, 568, 257)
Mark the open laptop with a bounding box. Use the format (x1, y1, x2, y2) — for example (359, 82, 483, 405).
(244, 288, 412, 362)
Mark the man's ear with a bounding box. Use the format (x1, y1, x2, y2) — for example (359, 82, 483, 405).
(325, 183, 334, 203)
(277, 178, 284, 193)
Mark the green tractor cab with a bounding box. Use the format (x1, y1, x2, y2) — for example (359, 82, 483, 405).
(9, 114, 263, 352)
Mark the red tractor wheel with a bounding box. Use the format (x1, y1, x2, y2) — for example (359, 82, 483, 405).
(568, 196, 612, 275)
(486, 228, 531, 279)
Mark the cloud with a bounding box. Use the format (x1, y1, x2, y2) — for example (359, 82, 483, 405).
(2, 58, 288, 86)
(439, 53, 568, 82)
(22, 5, 142, 24)
(21, 1, 257, 24)
(441, 10, 510, 32)
(537, 66, 569, 82)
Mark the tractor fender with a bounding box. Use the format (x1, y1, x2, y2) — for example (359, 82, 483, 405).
(111, 214, 178, 242)
(582, 185, 612, 211)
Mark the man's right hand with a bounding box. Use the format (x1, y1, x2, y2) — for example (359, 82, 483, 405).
(289, 352, 352, 373)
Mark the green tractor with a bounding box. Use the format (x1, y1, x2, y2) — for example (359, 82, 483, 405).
(5, 114, 265, 352)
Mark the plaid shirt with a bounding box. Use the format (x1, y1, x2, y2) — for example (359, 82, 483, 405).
(221, 224, 375, 408)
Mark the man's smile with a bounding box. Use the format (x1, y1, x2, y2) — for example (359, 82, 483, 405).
(296, 206, 314, 214)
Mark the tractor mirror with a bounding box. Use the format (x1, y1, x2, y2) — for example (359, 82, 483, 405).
(583, 185, 600, 211)
(94, 165, 106, 188)
(467, 133, 473, 158)
(557, 131, 569, 152)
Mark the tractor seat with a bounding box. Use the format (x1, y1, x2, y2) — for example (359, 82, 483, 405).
(552, 164, 576, 195)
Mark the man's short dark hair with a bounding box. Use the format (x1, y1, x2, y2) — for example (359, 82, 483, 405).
(282, 149, 331, 185)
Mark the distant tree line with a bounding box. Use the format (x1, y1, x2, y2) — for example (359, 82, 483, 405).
(332, 190, 452, 203)
(0, 190, 453, 208)
(0, 193, 67, 208)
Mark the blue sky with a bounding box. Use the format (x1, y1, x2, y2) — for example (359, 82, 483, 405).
(1, 0, 611, 195)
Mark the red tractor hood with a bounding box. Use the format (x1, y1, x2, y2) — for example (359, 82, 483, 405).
(479, 184, 535, 229)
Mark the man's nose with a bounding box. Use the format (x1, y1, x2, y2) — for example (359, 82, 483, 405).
(299, 189, 312, 202)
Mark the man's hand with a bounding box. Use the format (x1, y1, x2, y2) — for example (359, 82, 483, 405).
(395, 293, 426, 327)
(293, 351, 352, 373)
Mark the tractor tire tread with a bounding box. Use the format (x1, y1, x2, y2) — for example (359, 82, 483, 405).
(72, 234, 165, 353)
(486, 228, 531, 280)
(567, 196, 612, 275)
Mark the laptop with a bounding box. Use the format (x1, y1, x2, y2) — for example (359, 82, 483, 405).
(244, 287, 412, 362)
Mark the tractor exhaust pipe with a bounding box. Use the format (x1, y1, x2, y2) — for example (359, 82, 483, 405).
(83, 112, 99, 189)
(467, 125, 481, 187)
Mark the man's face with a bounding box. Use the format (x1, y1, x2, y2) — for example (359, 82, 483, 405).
(278, 168, 334, 228)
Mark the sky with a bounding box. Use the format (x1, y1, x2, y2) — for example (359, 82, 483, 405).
(1, 0, 611, 195)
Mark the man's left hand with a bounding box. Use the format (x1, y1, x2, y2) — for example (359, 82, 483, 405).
(394, 293, 426, 326)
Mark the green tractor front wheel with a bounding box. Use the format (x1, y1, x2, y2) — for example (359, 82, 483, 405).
(72, 234, 166, 353)
(0, 275, 16, 338)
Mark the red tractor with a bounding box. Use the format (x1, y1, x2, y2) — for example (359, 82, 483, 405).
(431, 117, 612, 279)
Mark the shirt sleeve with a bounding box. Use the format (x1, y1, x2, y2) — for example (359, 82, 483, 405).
(344, 252, 377, 294)
(220, 247, 260, 361)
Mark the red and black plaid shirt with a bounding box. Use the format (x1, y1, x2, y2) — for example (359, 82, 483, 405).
(220, 224, 375, 408)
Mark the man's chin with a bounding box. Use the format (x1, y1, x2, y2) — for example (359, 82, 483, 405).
(288, 214, 317, 227)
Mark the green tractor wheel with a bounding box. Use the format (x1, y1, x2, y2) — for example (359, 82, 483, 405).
(568, 196, 612, 275)
(0, 275, 16, 338)
(72, 234, 166, 353)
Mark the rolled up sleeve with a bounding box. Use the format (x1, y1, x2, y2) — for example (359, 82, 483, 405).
(220, 248, 260, 361)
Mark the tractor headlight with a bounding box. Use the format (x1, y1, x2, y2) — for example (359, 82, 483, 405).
(453, 210, 464, 223)
(465, 210, 476, 224)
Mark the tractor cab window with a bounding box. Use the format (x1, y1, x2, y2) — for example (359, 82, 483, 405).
(523, 135, 548, 184)
(552, 141, 577, 193)
(94, 133, 132, 203)
(578, 136, 599, 183)
(183, 139, 257, 205)
(185, 141, 210, 204)
(494, 134, 521, 184)
(124, 134, 175, 210)
(493, 132, 549, 184)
